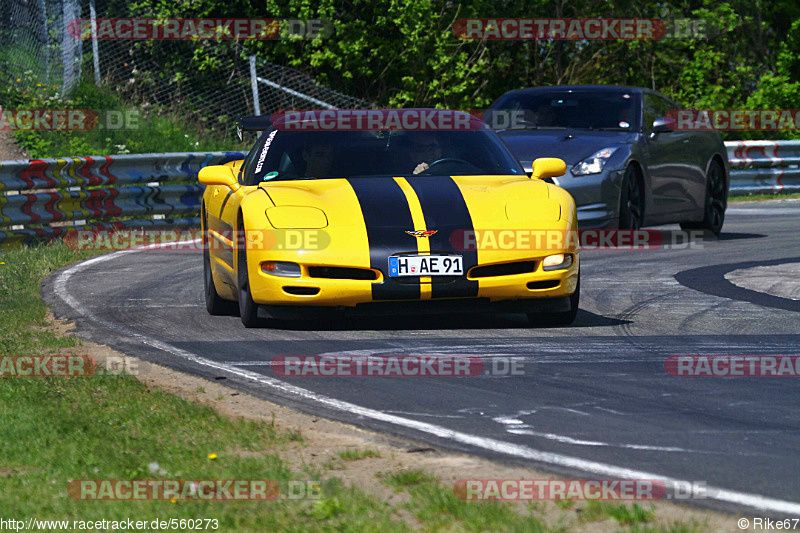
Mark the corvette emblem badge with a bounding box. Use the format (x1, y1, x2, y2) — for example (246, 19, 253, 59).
(405, 230, 438, 238)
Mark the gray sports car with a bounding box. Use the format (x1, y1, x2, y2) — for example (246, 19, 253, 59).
(487, 86, 729, 235)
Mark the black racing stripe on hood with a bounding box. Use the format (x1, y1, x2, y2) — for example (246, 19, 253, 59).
(347, 178, 421, 301)
(406, 176, 479, 299)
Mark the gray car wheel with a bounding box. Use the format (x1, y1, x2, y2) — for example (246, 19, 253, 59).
(680, 160, 727, 237)
(618, 166, 644, 230)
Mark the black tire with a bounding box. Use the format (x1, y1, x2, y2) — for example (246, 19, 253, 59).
(202, 209, 237, 316)
(204, 245, 237, 315)
(527, 272, 580, 327)
(618, 166, 644, 230)
(680, 160, 727, 237)
(236, 220, 262, 328)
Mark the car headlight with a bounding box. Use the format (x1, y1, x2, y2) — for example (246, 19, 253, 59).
(261, 261, 301, 277)
(571, 147, 618, 176)
(542, 253, 574, 271)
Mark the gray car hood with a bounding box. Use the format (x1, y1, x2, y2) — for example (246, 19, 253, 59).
(497, 129, 638, 168)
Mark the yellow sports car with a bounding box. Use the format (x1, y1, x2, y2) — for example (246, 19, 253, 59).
(199, 110, 579, 327)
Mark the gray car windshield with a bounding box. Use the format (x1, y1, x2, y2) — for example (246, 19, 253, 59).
(489, 91, 639, 132)
(247, 130, 526, 184)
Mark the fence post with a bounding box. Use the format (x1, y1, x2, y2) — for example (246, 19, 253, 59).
(60, 0, 81, 94)
(249, 55, 261, 115)
(39, 0, 50, 85)
(89, 0, 101, 85)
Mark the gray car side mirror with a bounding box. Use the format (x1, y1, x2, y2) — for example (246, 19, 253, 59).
(651, 117, 673, 135)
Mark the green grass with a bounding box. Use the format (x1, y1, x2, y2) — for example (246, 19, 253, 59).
(338, 448, 381, 461)
(0, 243, 102, 355)
(554, 498, 575, 510)
(0, 243, 401, 530)
(287, 429, 305, 443)
(729, 191, 800, 202)
(1, 75, 248, 159)
(0, 243, 715, 531)
(627, 522, 704, 533)
(581, 501, 656, 526)
(380, 471, 561, 532)
(379, 469, 434, 489)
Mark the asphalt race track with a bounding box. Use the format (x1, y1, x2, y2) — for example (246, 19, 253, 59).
(43, 200, 800, 516)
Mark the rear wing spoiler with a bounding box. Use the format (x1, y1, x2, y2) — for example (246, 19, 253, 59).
(236, 115, 272, 141)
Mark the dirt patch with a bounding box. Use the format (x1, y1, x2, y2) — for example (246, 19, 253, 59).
(46, 311, 753, 531)
(0, 128, 29, 160)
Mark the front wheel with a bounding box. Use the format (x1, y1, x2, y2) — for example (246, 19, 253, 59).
(204, 245, 236, 315)
(237, 224, 261, 328)
(527, 272, 580, 327)
(203, 210, 236, 316)
(680, 160, 727, 237)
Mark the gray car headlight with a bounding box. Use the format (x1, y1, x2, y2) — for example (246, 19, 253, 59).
(571, 147, 618, 176)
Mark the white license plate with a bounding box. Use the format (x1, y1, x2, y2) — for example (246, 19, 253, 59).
(388, 255, 463, 277)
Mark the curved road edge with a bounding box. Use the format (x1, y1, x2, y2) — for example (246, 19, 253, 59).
(675, 257, 800, 313)
(40, 246, 800, 518)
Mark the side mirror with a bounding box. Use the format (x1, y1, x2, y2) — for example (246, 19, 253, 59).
(530, 157, 567, 180)
(198, 165, 239, 190)
(651, 117, 673, 135)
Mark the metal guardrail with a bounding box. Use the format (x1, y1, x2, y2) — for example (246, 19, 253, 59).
(725, 140, 800, 194)
(0, 142, 796, 246)
(0, 151, 244, 246)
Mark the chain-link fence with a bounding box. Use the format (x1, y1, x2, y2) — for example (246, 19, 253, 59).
(93, 34, 372, 135)
(1, 0, 83, 95)
(1, 0, 372, 139)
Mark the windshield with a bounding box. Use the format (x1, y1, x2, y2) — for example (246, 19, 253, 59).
(488, 90, 640, 132)
(244, 129, 526, 185)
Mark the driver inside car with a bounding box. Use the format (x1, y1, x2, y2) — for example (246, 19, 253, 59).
(301, 139, 335, 178)
(404, 133, 444, 175)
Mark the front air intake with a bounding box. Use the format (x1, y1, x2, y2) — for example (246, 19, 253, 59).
(308, 267, 378, 280)
(469, 261, 537, 278)
(283, 286, 321, 296)
(527, 280, 560, 290)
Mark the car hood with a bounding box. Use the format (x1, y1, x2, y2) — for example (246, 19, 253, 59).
(259, 175, 564, 230)
(497, 129, 637, 169)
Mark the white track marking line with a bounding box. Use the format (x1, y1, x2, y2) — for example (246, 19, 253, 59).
(505, 429, 697, 453)
(52, 242, 800, 514)
(727, 208, 800, 215)
(105, 304, 199, 308)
